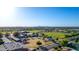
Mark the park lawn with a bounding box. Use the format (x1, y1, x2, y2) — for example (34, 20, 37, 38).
(44, 32, 66, 39)
(27, 30, 41, 33)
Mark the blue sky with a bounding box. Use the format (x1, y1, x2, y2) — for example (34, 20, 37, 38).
(0, 7, 79, 27)
(15, 7, 79, 27)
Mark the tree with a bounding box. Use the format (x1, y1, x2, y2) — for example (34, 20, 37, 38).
(5, 33, 10, 37)
(56, 38, 58, 40)
(13, 32, 20, 38)
(75, 38, 79, 43)
(37, 41, 42, 45)
(0, 39, 4, 45)
(65, 35, 72, 38)
(53, 46, 61, 51)
(43, 35, 48, 38)
(42, 33, 45, 36)
(60, 39, 68, 46)
(0, 33, 3, 38)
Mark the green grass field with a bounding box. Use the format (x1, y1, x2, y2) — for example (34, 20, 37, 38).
(27, 30, 42, 33)
(44, 32, 66, 39)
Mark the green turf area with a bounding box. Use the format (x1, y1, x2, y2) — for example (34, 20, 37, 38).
(44, 32, 66, 39)
(27, 30, 42, 33)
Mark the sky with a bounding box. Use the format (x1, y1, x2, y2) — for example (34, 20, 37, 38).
(0, 7, 79, 27)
